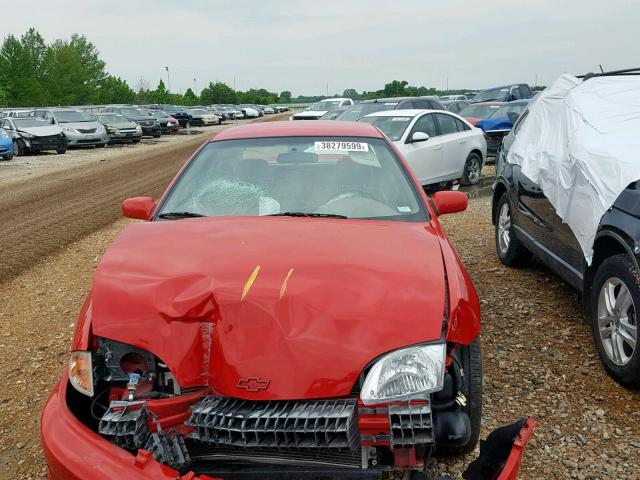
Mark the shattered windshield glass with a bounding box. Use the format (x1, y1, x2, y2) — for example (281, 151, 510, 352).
(157, 136, 426, 221)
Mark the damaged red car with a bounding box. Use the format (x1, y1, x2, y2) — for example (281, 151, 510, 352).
(41, 121, 533, 480)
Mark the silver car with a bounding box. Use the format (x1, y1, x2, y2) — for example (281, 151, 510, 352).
(33, 108, 109, 147)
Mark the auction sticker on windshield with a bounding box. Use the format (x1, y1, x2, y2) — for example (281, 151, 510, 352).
(314, 141, 369, 152)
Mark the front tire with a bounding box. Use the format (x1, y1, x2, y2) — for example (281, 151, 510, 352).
(590, 254, 640, 388)
(12, 139, 24, 157)
(495, 193, 529, 266)
(461, 152, 482, 185)
(56, 147, 66, 154)
(438, 339, 482, 455)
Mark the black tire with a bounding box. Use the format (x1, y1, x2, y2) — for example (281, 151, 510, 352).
(461, 152, 483, 185)
(12, 139, 23, 157)
(56, 148, 66, 154)
(590, 254, 640, 388)
(495, 192, 529, 266)
(1, 154, 13, 161)
(439, 339, 482, 455)
(132, 139, 141, 144)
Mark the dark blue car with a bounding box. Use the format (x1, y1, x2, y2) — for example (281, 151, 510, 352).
(477, 99, 531, 157)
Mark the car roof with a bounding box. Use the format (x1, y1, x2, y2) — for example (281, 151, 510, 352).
(467, 101, 506, 106)
(364, 109, 439, 118)
(357, 96, 436, 104)
(212, 120, 384, 141)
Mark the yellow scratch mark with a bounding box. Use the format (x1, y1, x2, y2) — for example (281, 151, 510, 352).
(241, 265, 261, 301)
(279, 268, 294, 299)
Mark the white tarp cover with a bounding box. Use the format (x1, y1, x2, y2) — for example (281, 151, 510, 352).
(507, 73, 640, 264)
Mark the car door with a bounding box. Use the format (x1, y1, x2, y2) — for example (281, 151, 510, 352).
(506, 112, 584, 282)
(432, 113, 469, 180)
(400, 113, 442, 185)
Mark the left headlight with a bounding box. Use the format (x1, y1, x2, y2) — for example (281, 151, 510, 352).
(20, 132, 35, 139)
(69, 351, 94, 397)
(0, 130, 8, 139)
(360, 343, 446, 405)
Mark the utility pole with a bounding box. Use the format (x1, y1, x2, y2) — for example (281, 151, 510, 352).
(326, 83, 329, 97)
(194, 77, 198, 96)
(165, 66, 171, 93)
(446, 77, 449, 92)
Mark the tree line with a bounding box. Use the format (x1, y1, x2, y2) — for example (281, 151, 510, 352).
(0, 29, 544, 108)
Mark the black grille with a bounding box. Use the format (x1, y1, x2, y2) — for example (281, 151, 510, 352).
(98, 403, 150, 450)
(77, 128, 96, 134)
(388, 403, 433, 447)
(187, 397, 359, 450)
(189, 443, 361, 468)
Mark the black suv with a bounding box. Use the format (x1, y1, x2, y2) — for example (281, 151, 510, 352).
(470, 84, 533, 103)
(492, 96, 640, 387)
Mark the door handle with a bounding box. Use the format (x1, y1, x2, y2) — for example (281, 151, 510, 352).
(433, 146, 443, 151)
(459, 139, 467, 144)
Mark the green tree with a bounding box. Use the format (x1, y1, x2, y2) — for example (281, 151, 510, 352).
(150, 79, 170, 104)
(279, 90, 292, 103)
(0, 29, 49, 106)
(44, 34, 106, 105)
(182, 87, 198, 105)
(383, 80, 408, 97)
(97, 75, 135, 104)
(200, 81, 236, 104)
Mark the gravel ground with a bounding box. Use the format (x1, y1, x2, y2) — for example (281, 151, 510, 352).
(0, 166, 639, 479)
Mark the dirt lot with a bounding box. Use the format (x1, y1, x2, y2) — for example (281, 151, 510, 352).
(0, 149, 639, 478)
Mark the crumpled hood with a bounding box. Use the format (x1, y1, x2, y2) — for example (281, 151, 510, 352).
(17, 125, 62, 136)
(91, 217, 446, 399)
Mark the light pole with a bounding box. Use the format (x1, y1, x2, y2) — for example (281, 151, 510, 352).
(165, 66, 171, 93)
(193, 77, 198, 96)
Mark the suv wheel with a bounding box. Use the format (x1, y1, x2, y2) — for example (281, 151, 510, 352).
(495, 193, 529, 266)
(590, 254, 640, 388)
(461, 152, 482, 185)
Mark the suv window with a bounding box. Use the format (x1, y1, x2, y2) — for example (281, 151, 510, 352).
(519, 85, 531, 98)
(434, 113, 459, 135)
(411, 113, 437, 137)
(412, 99, 431, 109)
(513, 111, 529, 135)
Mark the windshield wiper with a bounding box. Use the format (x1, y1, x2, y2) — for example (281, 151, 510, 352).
(268, 212, 348, 219)
(157, 211, 206, 220)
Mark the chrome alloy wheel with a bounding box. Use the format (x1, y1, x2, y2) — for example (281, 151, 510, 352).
(597, 277, 637, 366)
(497, 202, 511, 254)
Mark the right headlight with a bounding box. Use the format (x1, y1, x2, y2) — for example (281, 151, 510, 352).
(360, 343, 446, 405)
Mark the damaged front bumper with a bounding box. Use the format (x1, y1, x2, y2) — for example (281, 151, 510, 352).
(42, 372, 536, 480)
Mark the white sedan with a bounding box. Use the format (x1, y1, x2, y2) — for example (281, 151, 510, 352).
(359, 109, 487, 186)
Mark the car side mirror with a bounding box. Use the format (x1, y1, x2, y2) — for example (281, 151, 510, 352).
(409, 132, 430, 143)
(122, 197, 156, 221)
(432, 191, 468, 216)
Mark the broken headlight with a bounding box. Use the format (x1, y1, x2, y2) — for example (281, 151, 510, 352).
(361, 343, 446, 405)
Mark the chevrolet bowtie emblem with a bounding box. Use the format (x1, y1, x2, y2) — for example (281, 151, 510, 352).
(236, 377, 270, 392)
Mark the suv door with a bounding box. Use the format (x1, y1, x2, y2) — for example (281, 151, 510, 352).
(505, 112, 584, 284)
(401, 113, 442, 185)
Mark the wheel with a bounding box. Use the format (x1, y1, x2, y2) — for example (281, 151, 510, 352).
(153, 133, 161, 138)
(438, 338, 482, 455)
(133, 139, 141, 144)
(461, 152, 482, 185)
(495, 192, 529, 266)
(1, 154, 13, 161)
(56, 147, 66, 154)
(590, 254, 640, 388)
(12, 139, 23, 157)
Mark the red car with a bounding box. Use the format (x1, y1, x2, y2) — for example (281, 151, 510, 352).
(459, 101, 506, 126)
(41, 121, 533, 479)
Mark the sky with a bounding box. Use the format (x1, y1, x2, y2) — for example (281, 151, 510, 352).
(5, 0, 640, 96)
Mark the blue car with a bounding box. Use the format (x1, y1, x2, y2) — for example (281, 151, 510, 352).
(477, 99, 531, 157)
(0, 127, 13, 160)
